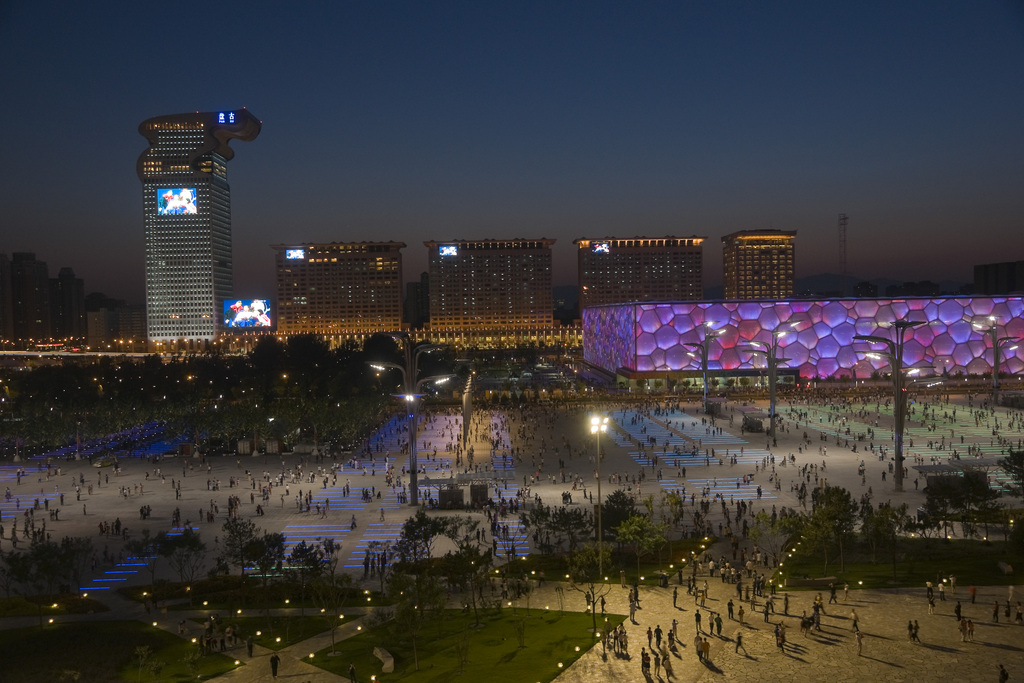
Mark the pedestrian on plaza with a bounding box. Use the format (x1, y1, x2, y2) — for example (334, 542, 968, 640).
(844, 582, 850, 601)
(967, 619, 975, 641)
(993, 601, 1000, 623)
(694, 633, 703, 660)
(673, 586, 678, 608)
(856, 630, 864, 656)
(655, 624, 663, 649)
(246, 635, 253, 657)
(701, 637, 711, 662)
(999, 664, 1009, 683)
(738, 605, 745, 624)
(653, 649, 661, 678)
(784, 593, 789, 615)
(695, 609, 702, 632)
(970, 585, 977, 604)
(715, 612, 723, 636)
(851, 609, 859, 632)
(270, 653, 281, 679)
(913, 620, 921, 643)
(727, 598, 734, 619)
(829, 582, 837, 604)
(647, 626, 653, 648)
(348, 662, 357, 682)
(662, 648, 675, 679)
(907, 620, 915, 641)
(735, 631, 747, 655)
(928, 596, 935, 615)
(939, 582, 946, 601)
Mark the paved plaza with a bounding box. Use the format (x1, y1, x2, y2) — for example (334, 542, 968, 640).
(1, 390, 1022, 681)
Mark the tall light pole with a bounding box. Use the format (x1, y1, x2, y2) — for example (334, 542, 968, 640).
(740, 328, 792, 439)
(972, 317, 1019, 407)
(854, 320, 924, 493)
(685, 322, 721, 413)
(590, 414, 608, 578)
(372, 334, 448, 506)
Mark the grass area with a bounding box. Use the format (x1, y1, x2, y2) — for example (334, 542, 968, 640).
(311, 608, 622, 682)
(503, 536, 717, 586)
(0, 620, 238, 682)
(189, 614, 348, 650)
(0, 593, 108, 618)
(777, 537, 1024, 590)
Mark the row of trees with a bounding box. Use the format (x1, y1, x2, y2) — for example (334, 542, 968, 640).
(0, 334, 441, 457)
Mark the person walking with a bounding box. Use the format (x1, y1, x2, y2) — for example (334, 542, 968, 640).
(727, 598, 734, 619)
(999, 663, 1009, 683)
(270, 653, 281, 679)
(735, 631, 747, 654)
(694, 633, 703, 661)
(851, 609, 859, 632)
(655, 624, 663, 649)
(993, 601, 1000, 623)
(856, 630, 864, 656)
(701, 637, 711, 663)
(695, 609, 702, 633)
(673, 586, 678, 608)
(348, 662, 357, 682)
(246, 635, 253, 658)
(715, 612, 723, 636)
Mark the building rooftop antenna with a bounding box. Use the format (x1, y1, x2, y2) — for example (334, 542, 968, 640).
(838, 213, 848, 297)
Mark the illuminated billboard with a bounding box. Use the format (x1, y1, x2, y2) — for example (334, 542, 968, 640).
(156, 188, 198, 215)
(439, 245, 458, 256)
(224, 299, 272, 328)
(592, 242, 610, 253)
(285, 249, 305, 259)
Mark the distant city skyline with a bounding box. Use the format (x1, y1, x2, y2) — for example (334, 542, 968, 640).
(2, 1, 1022, 304)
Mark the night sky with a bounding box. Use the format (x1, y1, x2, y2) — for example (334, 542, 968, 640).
(2, 1, 1022, 304)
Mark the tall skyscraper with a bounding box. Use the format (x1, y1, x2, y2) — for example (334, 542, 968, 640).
(575, 236, 705, 310)
(722, 229, 796, 299)
(424, 239, 554, 330)
(50, 267, 86, 340)
(271, 242, 405, 338)
(138, 109, 261, 346)
(0, 253, 12, 343)
(10, 252, 51, 342)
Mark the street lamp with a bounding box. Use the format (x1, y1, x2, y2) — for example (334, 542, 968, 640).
(972, 317, 1020, 407)
(685, 322, 722, 413)
(371, 334, 450, 506)
(854, 320, 924, 493)
(740, 325, 797, 439)
(590, 414, 609, 578)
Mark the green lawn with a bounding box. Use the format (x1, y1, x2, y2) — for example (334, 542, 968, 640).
(0, 594, 108, 618)
(0, 621, 239, 682)
(310, 608, 623, 682)
(777, 537, 1024, 590)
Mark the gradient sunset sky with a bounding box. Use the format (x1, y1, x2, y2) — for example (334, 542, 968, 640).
(1, 1, 1022, 303)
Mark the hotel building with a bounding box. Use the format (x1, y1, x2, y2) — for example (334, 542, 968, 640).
(271, 242, 405, 340)
(138, 109, 261, 346)
(575, 236, 705, 309)
(722, 229, 796, 299)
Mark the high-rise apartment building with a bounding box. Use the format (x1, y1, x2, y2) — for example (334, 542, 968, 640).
(0, 253, 12, 342)
(10, 252, 51, 341)
(575, 236, 705, 309)
(50, 267, 86, 340)
(975, 260, 1024, 295)
(138, 109, 261, 346)
(425, 239, 554, 330)
(271, 242, 405, 337)
(722, 229, 796, 299)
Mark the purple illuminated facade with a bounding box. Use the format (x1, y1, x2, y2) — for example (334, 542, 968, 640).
(583, 297, 1024, 379)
